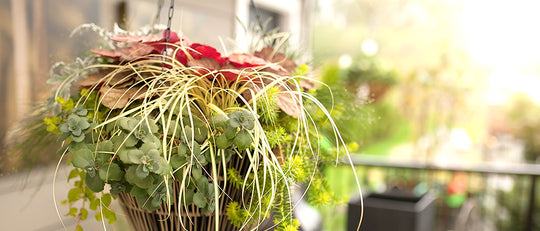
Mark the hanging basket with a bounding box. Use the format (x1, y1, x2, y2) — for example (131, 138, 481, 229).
(118, 154, 255, 231)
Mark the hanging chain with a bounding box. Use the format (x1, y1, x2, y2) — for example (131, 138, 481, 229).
(163, 0, 175, 49)
(161, 0, 174, 70)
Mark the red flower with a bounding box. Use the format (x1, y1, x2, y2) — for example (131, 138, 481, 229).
(145, 30, 191, 54)
(190, 43, 226, 65)
(176, 43, 225, 66)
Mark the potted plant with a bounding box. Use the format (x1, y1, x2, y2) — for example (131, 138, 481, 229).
(37, 24, 359, 231)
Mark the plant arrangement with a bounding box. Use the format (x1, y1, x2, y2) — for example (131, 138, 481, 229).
(41, 24, 358, 231)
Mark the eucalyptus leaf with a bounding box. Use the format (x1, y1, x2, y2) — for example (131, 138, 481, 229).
(183, 116, 205, 129)
(69, 142, 89, 153)
(95, 152, 113, 166)
(152, 156, 172, 175)
(224, 126, 237, 139)
(58, 123, 70, 133)
(85, 172, 105, 192)
(143, 118, 159, 134)
(189, 141, 201, 156)
(184, 126, 193, 142)
(126, 166, 154, 189)
(215, 134, 234, 149)
(71, 148, 94, 168)
(118, 148, 144, 164)
(195, 152, 208, 165)
(110, 182, 126, 196)
(235, 129, 253, 150)
(142, 134, 160, 145)
(191, 167, 203, 180)
(137, 196, 160, 211)
(228, 110, 254, 130)
(177, 142, 188, 155)
(136, 164, 150, 178)
(124, 134, 139, 147)
(130, 185, 148, 198)
(72, 134, 86, 143)
(118, 117, 138, 132)
(210, 113, 228, 128)
(56, 132, 70, 143)
(193, 125, 208, 144)
(183, 190, 194, 205)
(150, 194, 163, 208)
(111, 133, 138, 150)
(201, 199, 215, 214)
(140, 142, 160, 153)
(193, 192, 207, 208)
(196, 178, 210, 194)
(98, 163, 123, 182)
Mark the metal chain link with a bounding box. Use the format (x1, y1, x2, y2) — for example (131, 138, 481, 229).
(163, 0, 175, 54)
(160, 0, 174, 71)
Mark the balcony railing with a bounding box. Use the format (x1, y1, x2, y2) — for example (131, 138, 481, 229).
(336, 155, 540, 231)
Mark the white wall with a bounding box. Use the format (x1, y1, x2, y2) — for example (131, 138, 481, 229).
(99, 0, 312, 53)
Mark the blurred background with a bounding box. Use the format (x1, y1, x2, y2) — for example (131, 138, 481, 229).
(0, 0, 539, 230)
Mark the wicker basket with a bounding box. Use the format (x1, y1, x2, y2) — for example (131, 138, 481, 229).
(118, 154, 255, 231)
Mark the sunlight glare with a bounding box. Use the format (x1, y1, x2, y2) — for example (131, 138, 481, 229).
(460, 0, 540, 68)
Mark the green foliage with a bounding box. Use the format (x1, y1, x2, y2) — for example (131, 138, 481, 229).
(226, 201, 249, 226)
(62, 168, 116, 229)
(265, 126, 289, 148)
(313, 63, 406, 155)
(40, 27, 357, 231)
(505, 94, 540, 162)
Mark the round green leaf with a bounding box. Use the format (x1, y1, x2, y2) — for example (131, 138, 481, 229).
(101, 193, 112, 207)
(67, 188, 83, 202)
(215, 134, 234, 149)
(183, 190, 194, 205)
(172, 154, 186, 169)
(118, 117, 138, 131)
(71, 148, 94, 168)
(126, 165, 154, 188)
(118, 148, 144, 164)
(130, 185, 148, 198)
(85, 172, 105, 192)
(210, 113, 228, 128)
(136, 164, 150, 178)
(193, 192, 207, 208)
(97, 140, 114, 152)
(235, 129, 253, 150)
(152, 156, 172, 175)
(191, 167, 203, 180)
(71, 133, 86, 143)
(177, 142, 188, 155)
(193, 126, 208, 144)
(140, 142, 161, 153)
(189, 141, 201, 156)
(224, 126, 237, 139)
(98, 163, 123, 182)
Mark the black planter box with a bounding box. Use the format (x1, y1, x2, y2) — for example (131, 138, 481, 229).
(347, 191, 435, 231)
